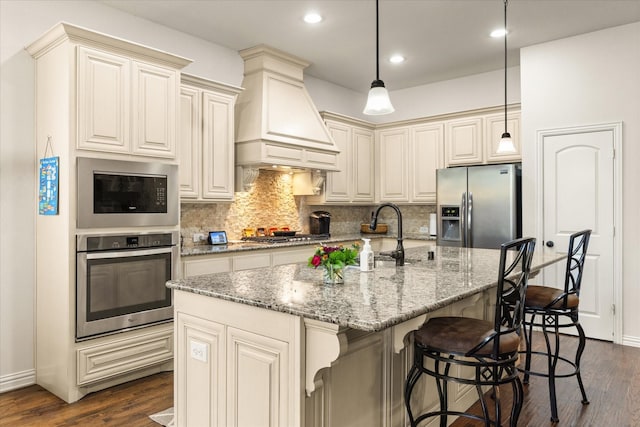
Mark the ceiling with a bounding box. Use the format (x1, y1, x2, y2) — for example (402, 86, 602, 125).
(100, 0, 640, 93)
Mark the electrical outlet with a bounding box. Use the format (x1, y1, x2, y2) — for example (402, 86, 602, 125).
(419, 226, 429, 234)
(190, 340, 207, 362)
(192, 233, 206, 243)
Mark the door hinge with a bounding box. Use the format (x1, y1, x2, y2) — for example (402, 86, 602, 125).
(612, 304, 616, 315)
(612, 148, 616, 159)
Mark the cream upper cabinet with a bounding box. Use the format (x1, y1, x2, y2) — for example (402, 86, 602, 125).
(77, 46, 181, 158)
(445, 116, 484, 166)
(410, 123, 445, 203)
(321, 113, 375, 204)
(377, 127, 410, 202)
(445, 109, 521, 166)
(179, 75, 242, 201)
(484, 111, 521, 163)
(77, 47, 130, 153)
(377, 122, 444, 204)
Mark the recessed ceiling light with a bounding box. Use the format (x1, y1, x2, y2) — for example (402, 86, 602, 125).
(389, 54, 405, 64)
(491, 28, 508, 38)
(304, 12, 322, 24)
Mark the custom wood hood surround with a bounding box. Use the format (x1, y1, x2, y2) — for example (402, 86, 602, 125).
(234, 45, 340, 177)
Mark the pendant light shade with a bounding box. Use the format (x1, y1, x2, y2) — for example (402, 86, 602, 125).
(496, 0, 516, 153)
(363, 0, 394, 115)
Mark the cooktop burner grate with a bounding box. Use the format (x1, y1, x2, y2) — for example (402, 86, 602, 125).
(241, 234, 331, 244)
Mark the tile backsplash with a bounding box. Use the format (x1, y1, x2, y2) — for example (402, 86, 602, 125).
(181, 169, 435, 247)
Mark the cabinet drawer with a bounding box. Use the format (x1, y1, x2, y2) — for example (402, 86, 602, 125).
(271, 249, 311, 266)
(183, 257, 231, 277)
(232, 253, 271, 271)
(77, 327, 173, 385)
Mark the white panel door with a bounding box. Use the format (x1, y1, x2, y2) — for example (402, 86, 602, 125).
(411, 123, 444, 203)
(324, 120, 351, 202)
(542, 128, 615, 341)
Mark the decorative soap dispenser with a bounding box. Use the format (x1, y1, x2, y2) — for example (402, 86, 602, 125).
(360, 238, 374, 272)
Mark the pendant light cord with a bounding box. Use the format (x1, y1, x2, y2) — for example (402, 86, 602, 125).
(504, 0, 508, 132)
(376, 0, 380, 81)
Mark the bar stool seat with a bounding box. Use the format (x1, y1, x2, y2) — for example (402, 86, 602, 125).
(404, 237, 537, 427)
(414, 317, 521, 356)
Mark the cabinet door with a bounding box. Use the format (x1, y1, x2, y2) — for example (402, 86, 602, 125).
(324, 120, 351, 202)
(179, 86, 200, 199)
(227, 327, 290, 426)
(445, 117, 483, 166)
(202, 91, 235, 200)
(131, 61, 178, 158)
(77, 47, 130, 153)
(175, 313, 226, 427)
(484, 111, 521, 163)
(411, 123, 444, 203)
(352, 127, 375, 202)
(377, 128, 410, 202)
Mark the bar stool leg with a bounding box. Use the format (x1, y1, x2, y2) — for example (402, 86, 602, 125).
(522, 314, 535, 384)
(541, 315, 560, 422)
(575, 319, 590, 405)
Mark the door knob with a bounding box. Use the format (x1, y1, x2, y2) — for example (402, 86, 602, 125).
(545, 241, 554, 248)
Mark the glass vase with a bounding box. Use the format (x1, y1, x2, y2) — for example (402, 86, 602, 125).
(323, 264, 344, 285)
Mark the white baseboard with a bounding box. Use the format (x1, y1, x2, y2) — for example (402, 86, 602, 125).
(622, 335, 640, 348)
(0, 369, 36, 393)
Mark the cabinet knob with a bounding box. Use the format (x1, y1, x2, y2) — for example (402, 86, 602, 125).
(545, 241, 554, 248)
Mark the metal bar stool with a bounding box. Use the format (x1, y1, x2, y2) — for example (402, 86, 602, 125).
(519, 229, 591, 422)
(404, 237, 536, 427)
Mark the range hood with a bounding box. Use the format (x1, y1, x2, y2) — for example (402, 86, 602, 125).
(234, 45, 340, 190)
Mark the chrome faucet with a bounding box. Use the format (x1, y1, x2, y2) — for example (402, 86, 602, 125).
(370, 203, 404, 266)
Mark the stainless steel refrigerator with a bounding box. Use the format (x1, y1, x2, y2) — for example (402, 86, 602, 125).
(436, 163, 521, 249)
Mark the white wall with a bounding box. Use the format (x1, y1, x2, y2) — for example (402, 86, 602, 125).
(520, 22, 640, 344)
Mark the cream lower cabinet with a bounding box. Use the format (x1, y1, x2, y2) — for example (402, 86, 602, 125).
(174, 291, 301, 427)
(377, 123, 444, 203)
(319, 113, 375, 204)
(183, 246, 312, 278)
(180, 75, 242, 201)
(174, 287, 490, 427)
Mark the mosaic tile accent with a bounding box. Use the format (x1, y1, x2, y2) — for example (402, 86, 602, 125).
(181, 169, 436, 248)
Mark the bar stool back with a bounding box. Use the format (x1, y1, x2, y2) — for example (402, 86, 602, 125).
(519, 229, 591, 422)
(404, 237, 536, 427)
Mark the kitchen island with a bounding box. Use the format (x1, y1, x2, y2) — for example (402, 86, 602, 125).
(167, 244, 563, 427)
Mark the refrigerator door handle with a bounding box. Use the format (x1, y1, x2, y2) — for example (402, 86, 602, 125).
(468, 192, 473, 248)
(461, 192, 467, 247)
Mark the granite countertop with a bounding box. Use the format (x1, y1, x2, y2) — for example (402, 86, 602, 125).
(168, 245, 564, 332)
(181, 233, 436, 257)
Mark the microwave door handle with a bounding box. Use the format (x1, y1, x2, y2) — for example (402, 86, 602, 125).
(85, 247, 173, 259)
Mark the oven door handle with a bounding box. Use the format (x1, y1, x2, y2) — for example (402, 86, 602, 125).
(85, 246, 174, 259)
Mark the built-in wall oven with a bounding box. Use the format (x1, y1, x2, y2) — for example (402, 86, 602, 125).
(76, 231, 179, 340)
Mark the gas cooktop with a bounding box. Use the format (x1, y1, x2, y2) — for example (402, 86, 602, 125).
(241, 234, 331, 244)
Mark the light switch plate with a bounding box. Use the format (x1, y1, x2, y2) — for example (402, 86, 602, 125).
(190, 340, 207, 362)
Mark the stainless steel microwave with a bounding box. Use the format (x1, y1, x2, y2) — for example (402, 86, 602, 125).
(77, 157, 178, 228)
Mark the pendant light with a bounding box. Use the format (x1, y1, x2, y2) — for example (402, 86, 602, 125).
(496, 0, 516, 153)
(363, 0, 395, 115)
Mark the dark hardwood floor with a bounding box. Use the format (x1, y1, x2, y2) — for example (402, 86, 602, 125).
(1, 333, 639, 426)
(0, 371, 173, 427)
